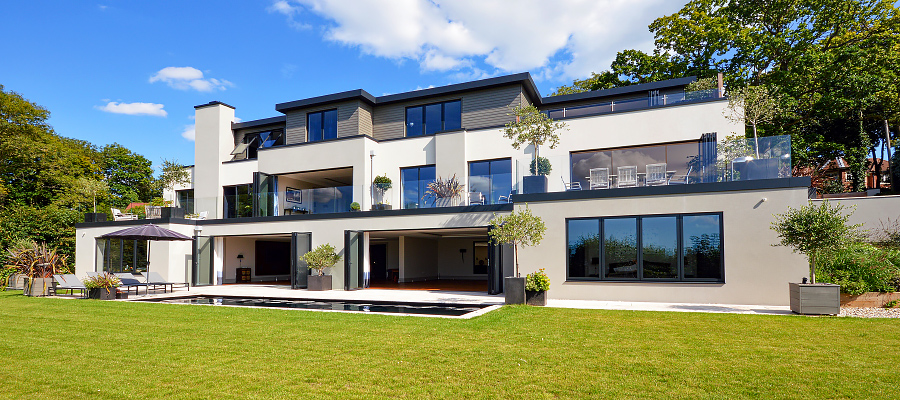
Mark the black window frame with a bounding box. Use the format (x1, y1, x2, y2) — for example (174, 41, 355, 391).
(405, 99, 462, 137)
(241, 129, 285, 160)
(307, 109, 338, 142)
(400, 164, 437, 209)
(565, 212, 724, 283)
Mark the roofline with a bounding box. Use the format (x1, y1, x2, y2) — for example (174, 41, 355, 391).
(275, 89, 376, 113)
(375, 72, 542, 105)
(232, 115, 287, 130)
(194, 101, 235, 110)
(541, 76, 698, 105)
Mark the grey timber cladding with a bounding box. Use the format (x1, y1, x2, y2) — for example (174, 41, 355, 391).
(284, 100, 364, 144)
(358, 102, 373, 137)
(372, 84, 526, 140)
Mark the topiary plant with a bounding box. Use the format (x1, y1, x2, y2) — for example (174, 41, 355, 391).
(529, 156, 552, 176)
(373, 175, 392, 192)
(350, 202, 361, 211)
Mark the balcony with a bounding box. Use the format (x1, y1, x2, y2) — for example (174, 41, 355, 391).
(544, 88, 722, 120)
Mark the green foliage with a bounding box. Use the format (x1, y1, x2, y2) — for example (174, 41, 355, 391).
(489, 205, 547, 277)
(771, 201, 866, 283)
(350, 202, 361, 211)
(301, 244, 341, 276)
(502, 105, 568, 171)
(75, 177, 109, 214)
(820, 177, 846, 194)
(685, 76, 718, 92)
(529, 156, 552, 176)
(373, 174, 392, 192)
(83, 272, 121, 289)
(723, 85, 783, 157)
(884, 299, 899, 308)
(871, 217, 900, 248)
(424, 174, 465, 199)
(817, 242, 900, 294)
(100, 143, 157, 207)
(157, 158, 191, 202)
(525, 268, 550, 292)
(4, 239, 70, 279)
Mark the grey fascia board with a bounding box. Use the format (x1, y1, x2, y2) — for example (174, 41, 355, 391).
(275, 89, 377, 113)
(375, 72, 542, 105)
(540, 76, 698, 106)
(194, 101, 235, 110)
(232, 115, 287, 130)
(511, 177, 811, 203)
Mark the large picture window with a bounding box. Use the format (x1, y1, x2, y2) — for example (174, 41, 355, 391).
(468, 158, 512, 205)
(405, 100, 461, 137)
(308, 109, 338, 142)
(96, 238, 148, 274)
(567, 213, 723, 282)
(400, 165, 436, 209)
(570, 141, 699, 188)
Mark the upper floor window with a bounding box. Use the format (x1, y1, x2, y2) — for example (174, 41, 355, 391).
(231, 130, 284, 160)
(308, 109, 338, 142)
(469, 159, 512, 205)
(401, 165, 436, 209)
(406, 100, 461, 137)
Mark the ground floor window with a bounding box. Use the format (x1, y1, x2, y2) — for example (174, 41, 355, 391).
(567, 213, 723, 282)
(97, 238, 148, 274)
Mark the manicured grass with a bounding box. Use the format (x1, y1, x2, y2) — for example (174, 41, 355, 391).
(1, 291, 898, 399)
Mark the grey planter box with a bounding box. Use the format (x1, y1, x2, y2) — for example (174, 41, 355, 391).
(308, 275, 332, 291)
(8, 274, 26, 290)
(789, 283, 840, 315)
(526, 290, 547, 306)
(23, 277, 53, 297)
(372, 204, 392, 211)
(89, 287, 116, 300)
(505, 277, 525, 305)
(523, 175, 548, 194)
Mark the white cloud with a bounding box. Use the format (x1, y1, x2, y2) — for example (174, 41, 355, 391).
(149, 67, 234, 92)
(276, 0, 683, 81)
(267, 0, 311, 30)
(181, 124, 195, 141)
(95, 101, 167, 117)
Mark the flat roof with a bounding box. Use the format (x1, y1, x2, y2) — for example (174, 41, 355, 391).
(232, 115, 287, 130)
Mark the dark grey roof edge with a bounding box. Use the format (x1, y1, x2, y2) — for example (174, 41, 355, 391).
(194, 101, 235, 110)
(232, 115, 287, 130)
(375, 72, 542, 105)
(275, 89, 376, 112)
(541, 76, 698, 105)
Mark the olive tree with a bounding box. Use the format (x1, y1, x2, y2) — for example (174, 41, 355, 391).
(488, 205, 547, 277)
(75, 177, 108, 213)
(723, 85, 781, 158)
(771, 201, 865, 283)
(502, 105, 568, 175)
(157, 159, 191, 205)
(300, 244, 341, 276)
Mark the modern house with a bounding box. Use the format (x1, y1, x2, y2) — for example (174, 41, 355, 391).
(75, 72, 811, 306)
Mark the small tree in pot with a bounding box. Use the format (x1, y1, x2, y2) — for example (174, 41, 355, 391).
(373, 175, 392, 210)
(488, 205, 547, 305)
(84, 273, 121, 300)
(503, 105, 567, 193)
(771, 201, 865, 314)
(301, 244, 341, 291)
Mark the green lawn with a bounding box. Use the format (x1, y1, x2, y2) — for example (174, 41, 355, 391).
(1, 291, 898, 399)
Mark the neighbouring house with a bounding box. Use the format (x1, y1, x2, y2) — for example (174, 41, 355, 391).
(75, 72, 811, 306)
(799, 157, 892, 195)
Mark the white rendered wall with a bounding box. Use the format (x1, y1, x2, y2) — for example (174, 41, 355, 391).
(74, 223, 196, 283)
(194, 104, 235, 219)
(811, 195, 900, 235)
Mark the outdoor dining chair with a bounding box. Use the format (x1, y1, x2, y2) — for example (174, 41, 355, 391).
(468, 191, 485, 205)
(645, 163, 668, 186)
(562, 176, 583, 191)
(589, 168, 610, 190)
(668, 166, 693, 185)
(616, 166, 638, 188)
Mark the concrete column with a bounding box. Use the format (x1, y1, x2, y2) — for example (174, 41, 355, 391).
(193, 101, 236, 219)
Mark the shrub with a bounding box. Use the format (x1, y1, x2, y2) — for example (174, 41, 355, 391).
(83, 272, 121, 289)
(817, 242, 900, 294)
(373, 175, 392, 192)
(529, 157, 552, 176)
(350, 202, 361, 211)
(301, 244, 342, 276)
(525, 268, 550, 292)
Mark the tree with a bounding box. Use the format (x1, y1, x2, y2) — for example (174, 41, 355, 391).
(100, 143, 157, 207)
(75, 177, 108, 214)
(488, 205, 547, 278)
(157, 159, 191, 205)
(502, 105, 568, 174)
(771, 201, 865, 283)
(300, 244, 341, 276)
(723, 85, 782, 158)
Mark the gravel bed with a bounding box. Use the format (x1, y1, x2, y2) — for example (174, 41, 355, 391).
(839, 307, 900, 318)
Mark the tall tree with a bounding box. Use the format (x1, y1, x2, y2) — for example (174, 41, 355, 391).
(100, 143, 157, 207)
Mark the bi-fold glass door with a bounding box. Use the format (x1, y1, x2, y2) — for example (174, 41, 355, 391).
(253, 172, 277, 217)
(344, 230, 365, 290)
(193, 236, 214, 286)
(291, 232, 312, 289)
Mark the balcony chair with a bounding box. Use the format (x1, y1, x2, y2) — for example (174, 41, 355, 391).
(468, 192, 485, 206)
(668, 166, 693, 185)
(561, 177, 582, 191)
(498, 190, 516, 203)
(589, 168, 610, 190)
(616, 166, 638, 188)
(645, 163, 668, 186)
(144, 205, 162, 219)
(111, 208, 137, 221)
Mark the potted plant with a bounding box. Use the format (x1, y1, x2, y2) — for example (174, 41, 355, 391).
(771, 201, 865, 315)
(488, 205, 547, 305)
(525, 268, 550, 306)
(301, 244, 341, 291)
(373, 175, 392, 210)
(76, 177, 109, 222)
(4, 240, 69, 297)
(84, 273, 121, 300)
(349, 202, 361, 212)
(425, 174, 465, 208)
(156, 158, 191, 217)
(503, 105, 568, 194)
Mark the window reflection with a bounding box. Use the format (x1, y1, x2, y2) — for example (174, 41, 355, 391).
(568, 219, 599, 278)
(401, 165, 436, 209)
(641, 216, 678, 279)
(571, 141, 700, 188)
(604, 218, 638, 279)
(683, 215, 722, 280)
(468, 159, 511, 205)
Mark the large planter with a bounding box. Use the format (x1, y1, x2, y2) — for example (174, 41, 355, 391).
(8, 274, 27, 290)
(505, 277, 525, 305)
(308, 275, 333, 291)
(525, 290, 547, 306)
(372, 204, 393, 211)
(434, 197, 460, 208)
(23, 277, 53, 297)
(84, 213, 107, 223)
(789, 283, 840, 315)
(88, 287, 117, 300)
(523, 175, 548, 194)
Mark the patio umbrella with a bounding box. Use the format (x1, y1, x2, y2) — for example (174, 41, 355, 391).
(98, 224, 193, 283)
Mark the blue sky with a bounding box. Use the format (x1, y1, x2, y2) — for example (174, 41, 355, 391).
(0, 1, 685, 170)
